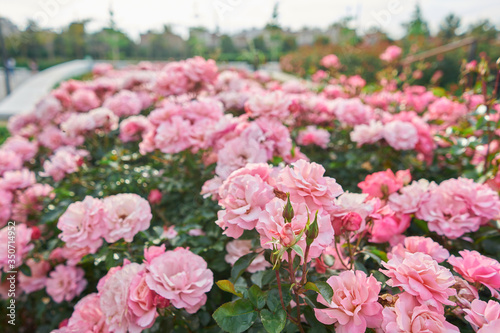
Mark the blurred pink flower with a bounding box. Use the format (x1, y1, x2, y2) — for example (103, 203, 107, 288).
(18, 258, 51, 294)
(46, 264, 87, 303)
(320, 54, 341, 69)
(389, 236, 450, 263)
(224, 240, 271, 273)
(57, 196, 104, 253)
(380, 45, 402, 62)
(297, 126, 330, 149)
(103, 194, 152, 243)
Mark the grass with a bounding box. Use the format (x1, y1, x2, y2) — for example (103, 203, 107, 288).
(0, 122, 9, 145)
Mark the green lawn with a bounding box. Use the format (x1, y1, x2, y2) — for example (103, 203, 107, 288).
(0, 123, 9, 145)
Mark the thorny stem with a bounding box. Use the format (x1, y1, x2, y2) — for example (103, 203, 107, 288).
(287, 251, 305, 333)
(346, 234, 355, 270)
(299, 244, 311, 286)
(333, 236, 350, 270)
(275, 269, 303, 327)
(275, 270, 288, 314)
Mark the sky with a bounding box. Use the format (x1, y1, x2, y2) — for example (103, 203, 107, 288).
(1, 0, 499, 40)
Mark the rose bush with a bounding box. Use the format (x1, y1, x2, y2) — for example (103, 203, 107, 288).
(0, 51, 499, 332)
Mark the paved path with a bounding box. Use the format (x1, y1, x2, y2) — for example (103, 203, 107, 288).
(0, 59, 93, 119)
(0, 68, 33, 100)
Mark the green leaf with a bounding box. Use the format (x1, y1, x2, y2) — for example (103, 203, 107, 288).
(231, 253, 259, 283)
(216, 280, 243, 298)
(260, 309, 286, 333)
(248, 285, 267, 309)
(290, 244, 304, 259)
(19, 264, 31, 277)
(213, 299, 258, 333)
(267, 288, 291, 312)
(314, 281, 334, 304)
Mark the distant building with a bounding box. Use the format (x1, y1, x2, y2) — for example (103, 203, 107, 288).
(189, 27, 220, 49)
(0, 17, 20, 36)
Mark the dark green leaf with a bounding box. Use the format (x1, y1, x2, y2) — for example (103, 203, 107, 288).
(248, 285, 267, 309)
(260, 309, 286, 333)
(230, 252, 259, 283)
(213, 299, 257, 333)
(314, 281, 334, 304)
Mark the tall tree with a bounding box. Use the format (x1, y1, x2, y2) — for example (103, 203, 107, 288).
(403, 4, 430, 38)
(439, 13, 461, 41)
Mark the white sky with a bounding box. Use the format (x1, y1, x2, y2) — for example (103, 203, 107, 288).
(1, 0, 499, 40)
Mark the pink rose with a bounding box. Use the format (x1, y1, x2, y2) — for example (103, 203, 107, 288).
(2, 135, 38, 161)
(224, 240, 271, 273)
(144, 245, 166, 264)
(57, 196, 104, 253)
(383, 120, 419, 151)
(216, 168, 275, 238)
(71, 89, 100, 112)
(388, 179, 436, 214)
(448, 250, 500, 298)
(381, 292, 459, 332)
(147, 189, 163, 205)
(154, 115, 193, 154)
(314, 270, 383, 333)
(0, 224, 33, 271)
(320, 54, 341, 69)
(350, 120, 385, 146)
(100, 262, 143, 333)
(103, 193, 152, 243)
(18, 258, 51, 294)
(65, 293, 109, 333)
(0, 150, 22, 176)
(0, 168, 36, 190)
(297, 126, 331, 149)
(128, 270, 158, 331)
(146, 248, 213, 314)
(119, 115, 152, 142)
(464, 299, 500, 332)
(46, 264, 87, 303)
(380, 45, 402, 62)
(369, 210, 410, 244)
(0, 189, 13, 228)
(381, 252, 456, 312)
(244, 91, 291, 120)
(278, 159, 343, 213)
(358, 169, 407, 199)
(417, 178, 500, 239)
(329, 193, 373, 234)
(215, 132, 268, 179)
(103, 90, 143, 117)
(334, 98, 373, 126)
(389, 236, 450, 263)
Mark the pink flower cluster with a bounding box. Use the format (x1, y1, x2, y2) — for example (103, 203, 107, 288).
(57, 246, 213, 333)
(154, 56, 218, 96)
(216, 160, 342, 262)
(58, 193, 152, 258)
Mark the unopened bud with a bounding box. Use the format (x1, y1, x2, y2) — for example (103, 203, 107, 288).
(306, 211, 319, 245)
(282, 193, 294, 223)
